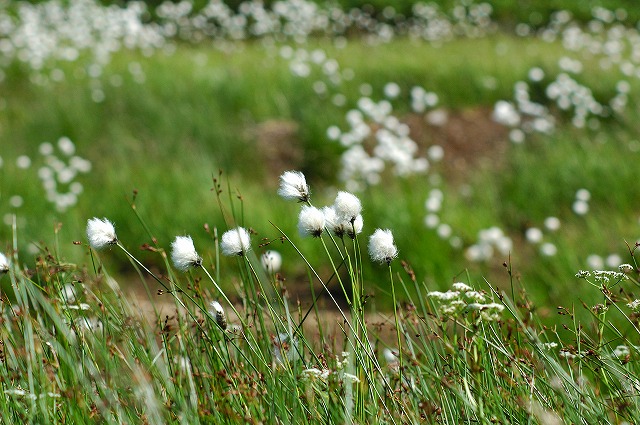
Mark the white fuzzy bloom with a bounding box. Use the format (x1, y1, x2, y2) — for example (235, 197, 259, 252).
(322, 206, 345, 237)
(0, 252, 9, 274)
(346, 214, 363, 239)
(261, 250, 282, 273)
(171, 236, 202, 271)
(297, 205, 325, 237)
(278, 171, 310, 203)
(221, 227, 251, 256)
(368, 228, 398, 264)
(86, 217, 117, 249)
(334, 191, 362, 223)
(209, 300, 227, 330)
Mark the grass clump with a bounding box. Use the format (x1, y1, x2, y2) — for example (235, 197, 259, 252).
(1, 173, 640, 423)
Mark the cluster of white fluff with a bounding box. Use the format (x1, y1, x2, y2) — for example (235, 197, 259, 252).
(86, 217, 117, 249)
(465, 227, 513, 263)
(37, 138, 92, 212)
(278, 170, 398, 265)
(495, 6, 640, 144)
(170, 236, 202, 271)
(327, 93, 433, 192)
(0, 0, 498, 86)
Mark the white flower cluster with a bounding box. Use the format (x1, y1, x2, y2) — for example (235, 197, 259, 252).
(572, 188, 590, 216)
(279, 172, 364, 240)
(591, 270, 629, 284)
(576, 268, 629, 284)
(423, 188, 461, 249)
(0, 0, 165, 77)
(328, 92, 432, 192)
(627, 300, 640, 311)
(523, 217, 561, 257)
(496, 7, 640, 144)
(465, 226, 512, 263)
(427, 282, 503, 321)
(9, 138, 92, 213)
(301, 352, 359, 384)
(492, 80, 555, 144)
(409, 2, 495, 42)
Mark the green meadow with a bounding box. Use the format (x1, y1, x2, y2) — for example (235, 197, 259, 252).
(1, 0, 640, 422)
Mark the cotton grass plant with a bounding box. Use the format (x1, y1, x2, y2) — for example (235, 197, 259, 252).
(3, 172, 640, 424)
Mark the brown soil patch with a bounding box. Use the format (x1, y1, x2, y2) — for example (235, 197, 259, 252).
(406, 106, 510, 181)
(252, 119, 303, 181)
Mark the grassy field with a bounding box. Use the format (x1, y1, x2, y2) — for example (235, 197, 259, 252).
(1, 34, 637, 307)
(2, 0, 640, 422)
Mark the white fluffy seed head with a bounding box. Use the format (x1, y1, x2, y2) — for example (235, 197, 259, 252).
(261, 250, 282, 273)
(171, 235, 202, 271)
(334, 191, 362, 223)
(322, 206, 345, 237)
(368, 228, 398, 264)
(0, 252, 8, 274)
(220, 227, 251, 256)
(209, 300, 227, 330)
(298, 205, 325, 237)
(86, 217, 117, 249)
(278, 170, 310, 203)
(346, 214, 363, 239)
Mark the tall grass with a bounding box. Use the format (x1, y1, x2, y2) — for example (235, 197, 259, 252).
(1, 173, 640, 423)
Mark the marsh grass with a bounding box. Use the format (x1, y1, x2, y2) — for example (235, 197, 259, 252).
(2, 183, 640, 423)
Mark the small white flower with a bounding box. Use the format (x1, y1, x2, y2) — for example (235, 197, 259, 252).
(209, 300, 227, 330)
(452, 282, 472, 292)
(171, 236, 202, 271)
(0, 252, 9, 274)
(334, 191, 362, 223)
(619, 264, 634, 273)
(86, 217, 117, 249)
(427, 291, 460, 301)
(297, 205, 325, 237)
(278, 171, 310, 203)
(221, 227, 251, 256)
(368, 228, 398, 264)
(261, 250, 282, 272)
(301, 368, 330, 382)
(627, 299, 640, 311)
